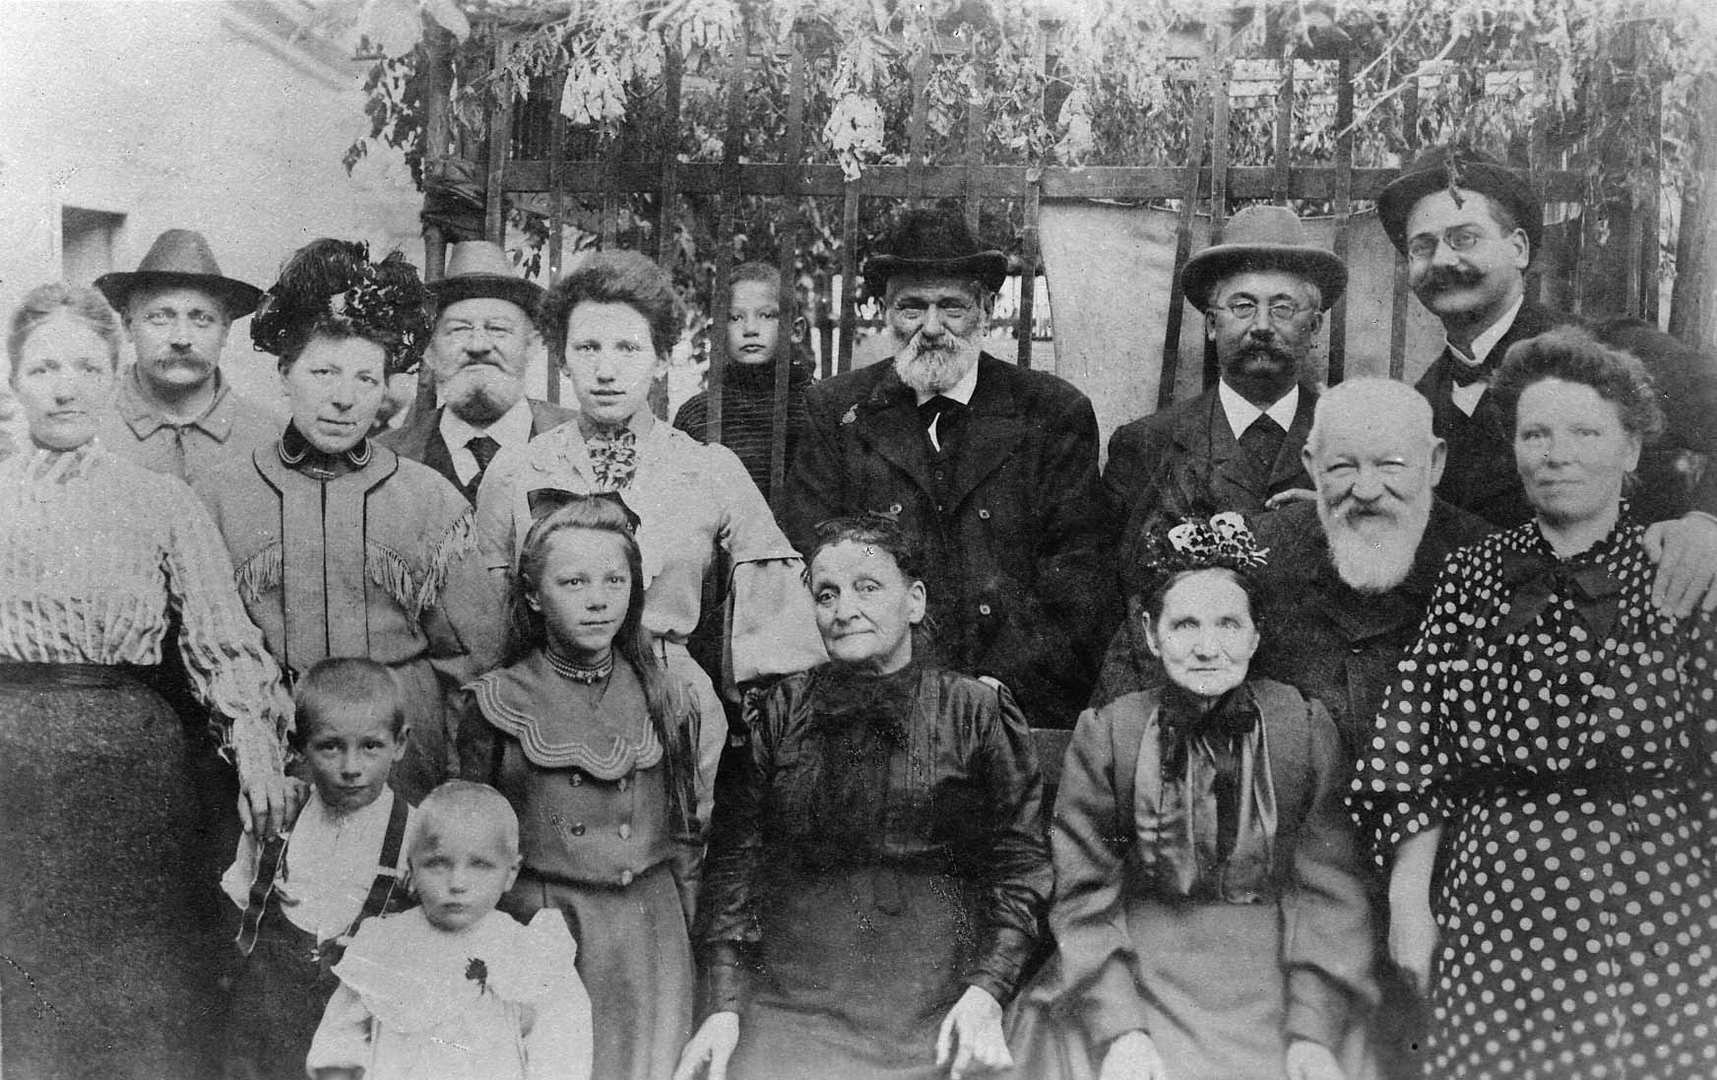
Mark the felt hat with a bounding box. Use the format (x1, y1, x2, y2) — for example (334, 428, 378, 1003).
(428, 241, 544, 315)
(1377, 146, 1542, 260)
(1180, 204, 1348, 312)
(94, 229, 263, 318)
(862, 209, 1009, 298)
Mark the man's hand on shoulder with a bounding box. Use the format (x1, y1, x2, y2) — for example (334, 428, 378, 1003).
(1644, 512, 1717, 617)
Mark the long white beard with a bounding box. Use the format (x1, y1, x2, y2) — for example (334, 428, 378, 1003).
(1318, 494, 1433, 594)
(896, 332, 980, 395)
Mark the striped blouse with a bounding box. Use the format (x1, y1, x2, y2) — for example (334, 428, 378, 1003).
(0, 442, 290, 776)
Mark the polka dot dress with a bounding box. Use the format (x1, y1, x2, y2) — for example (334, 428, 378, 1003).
(1351, 519, 1717, 1079)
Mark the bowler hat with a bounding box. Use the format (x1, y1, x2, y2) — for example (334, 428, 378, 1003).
(1180, 204, 1347, 312)
(427, 240, 545, 315)
(95, 229, 263, 318)
(1377, 146, 1542, 260)
(862, 209, 1009, 298)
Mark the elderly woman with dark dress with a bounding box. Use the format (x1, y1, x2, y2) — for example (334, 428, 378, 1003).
(1015, 514, 1376, 1080)
(197, 240, 503, 802)
(1351, 326, 1717, 1080)
(674, 515, 1051, 1080)
(0, 284, 293, 1079)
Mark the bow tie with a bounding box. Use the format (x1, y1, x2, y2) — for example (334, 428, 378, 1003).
(1495, 547, 1621, 642)
(1447, 353, 1494, 387)
(1160, 681, 1259, 743)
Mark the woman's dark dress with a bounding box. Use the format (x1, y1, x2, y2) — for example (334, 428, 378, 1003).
(1352, 519, 1717, 1079)
(697, 662, 1051, 1080)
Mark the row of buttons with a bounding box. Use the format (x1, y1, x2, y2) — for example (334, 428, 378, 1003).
(567, 773, 631, 792)
(883, 502, 993, 521)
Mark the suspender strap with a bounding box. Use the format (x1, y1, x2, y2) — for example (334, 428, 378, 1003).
(347, 792, 412, 936)
(235, 804, 304, 957)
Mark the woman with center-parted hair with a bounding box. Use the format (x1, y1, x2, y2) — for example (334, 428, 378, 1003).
(196, 239, 506, 803)
(0, 283, 293, 1080)
(473, 249, 823, 748)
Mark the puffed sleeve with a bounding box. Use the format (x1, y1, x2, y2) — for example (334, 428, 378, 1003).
(711, 447, 825, 685)
(1048, 701, 1151, 1048)
(305, 982, 374, 1075)
(1282, 698, 1378, 1050)
(1348, 555, 1470, 870)
(160, 478, 291, 786)
(961, 682, 1052, 1005)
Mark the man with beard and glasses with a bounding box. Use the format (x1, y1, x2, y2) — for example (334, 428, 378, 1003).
(1380, 145, 1717, 616)
(382, 240, 575, 502)
(1107, 204, 1346, 598)
(781, 208, 1113, 728)
(95, 228, 281, 501)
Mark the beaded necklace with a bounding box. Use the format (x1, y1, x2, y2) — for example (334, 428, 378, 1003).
(545, 647, 614, 685)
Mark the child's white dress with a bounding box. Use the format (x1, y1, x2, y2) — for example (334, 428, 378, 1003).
(307, 907, 592, 1080)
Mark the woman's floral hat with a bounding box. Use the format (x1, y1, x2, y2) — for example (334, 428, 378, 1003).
(1140, 511, 1270, 578)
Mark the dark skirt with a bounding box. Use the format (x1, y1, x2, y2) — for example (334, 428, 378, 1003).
(731, 863, 980, 1080)
(0, 662, 223, 1080)
(505, 862, 694, 1080)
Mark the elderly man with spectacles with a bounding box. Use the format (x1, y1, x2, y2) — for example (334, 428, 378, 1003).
(1106, 204, 1345, 597)
(781, 207, 1115, 729)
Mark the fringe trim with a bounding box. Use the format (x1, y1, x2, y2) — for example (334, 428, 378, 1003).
(365, 541, 421, 619)
(416, 509, 477, 617)
(234, 542, 283, 606)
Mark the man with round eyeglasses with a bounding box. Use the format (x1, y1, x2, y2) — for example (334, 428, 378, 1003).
(1106, 203, 1346, 597)
(381, 240, 575, 503)
(1380, 145, 1717, 615)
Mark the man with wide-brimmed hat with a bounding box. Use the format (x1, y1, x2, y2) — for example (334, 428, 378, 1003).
(380, 239, 575, 502)
(94, 228, 282, 499)
(1105, 203, 1346, 593)
(1381, 144, 1717, 614)
(781, 207, 1115, 732)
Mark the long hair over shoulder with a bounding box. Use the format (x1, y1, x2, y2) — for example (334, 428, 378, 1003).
(505, 496, 697, 833)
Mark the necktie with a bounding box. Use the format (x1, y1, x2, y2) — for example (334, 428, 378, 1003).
(1238, 414, 1284, 474)
(465, 434, 501, 495)
(918, 396, 962, 451)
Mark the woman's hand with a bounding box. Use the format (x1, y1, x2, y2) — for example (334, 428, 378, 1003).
(672, 1012, 740, 1080)
(238, 770, 306, 840)
(1285, 1039, 1345, 1080)
(934, 985, 1012, 1078)
(1100, 1030, 1167, 1080)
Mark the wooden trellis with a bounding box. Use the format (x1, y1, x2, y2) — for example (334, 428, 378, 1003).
(417, 17, 1659, 498)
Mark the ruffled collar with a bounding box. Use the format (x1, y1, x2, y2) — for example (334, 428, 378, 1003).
(10, 439, 106, 491)
(807, 659, 922, 746)
(1158, 681, 1260, 742)
(468, 651, 661, 776)
(279, 421, 373, 479)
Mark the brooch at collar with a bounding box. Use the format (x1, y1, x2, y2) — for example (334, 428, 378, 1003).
(841, 404, 858, 426)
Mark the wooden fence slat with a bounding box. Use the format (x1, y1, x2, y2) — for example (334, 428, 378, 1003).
(1159, 71, 1214, 409)
(1327, 58, 1354, 386)
(544, 69, 567, 405)
(1015, 20, 1049, 370)
(838, 186, 860, 373)
(1204, 42, 1233, 388)
(649, 47, 684, 420)
(816, 270, 836, 379)
(1388, 80, 1418, 380)
(771, 37, 807, 497)
(484, 35, 513, 245)
(964, 36, 985, 237)
(906, 46, 932, 209)
(1271, 60, 1293, 205)
(499, 160, 1585, 202)
(708, 27, 750, 443)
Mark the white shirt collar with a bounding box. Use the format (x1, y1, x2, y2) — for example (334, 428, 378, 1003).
(440, 397, 534, 484)
(910, 354, 980, 407)
(1446, 295, 1525, 368)
(1217, 380, 1299, 441)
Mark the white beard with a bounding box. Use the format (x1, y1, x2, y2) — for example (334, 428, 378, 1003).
(1318, 495, 1432, 594)
(896, 332, 980, 395)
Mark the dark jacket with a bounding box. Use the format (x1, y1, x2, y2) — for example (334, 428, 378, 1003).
(380, 398, 577, 503)
(1105, 383, 1318, 597)
(1415, 301, 1717, 526)
(1092, 498, 1494, 754)
(780, 353, 1115, 729)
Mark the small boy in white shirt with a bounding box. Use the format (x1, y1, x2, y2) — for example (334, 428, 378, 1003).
(220, 657, 415, 1080)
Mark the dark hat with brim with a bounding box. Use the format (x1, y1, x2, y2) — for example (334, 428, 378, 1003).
(863, 208, 1009, 298)
(427, 240, 545, 315)
(94, 229, 263, 318)
(1377, 146, 1542, 260)
(1181, 204, 1348, 312)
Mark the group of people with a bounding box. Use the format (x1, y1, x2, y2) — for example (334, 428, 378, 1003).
(0, 142, 1712, 1080)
